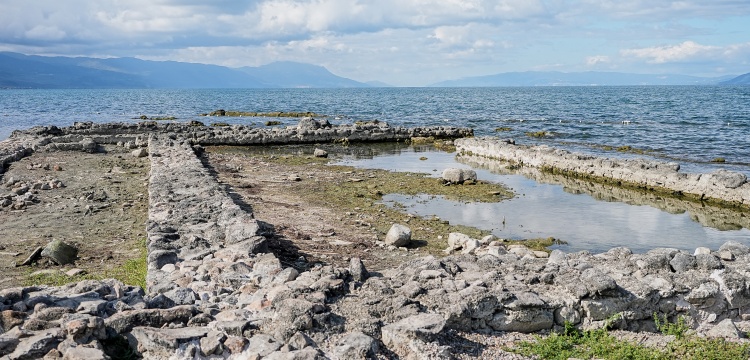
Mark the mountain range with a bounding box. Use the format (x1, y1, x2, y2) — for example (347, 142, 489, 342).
(0, 51, 748, 88)
(0, 52, 371, 89)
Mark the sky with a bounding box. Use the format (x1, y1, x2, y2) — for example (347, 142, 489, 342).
(1, 0, 749, 86)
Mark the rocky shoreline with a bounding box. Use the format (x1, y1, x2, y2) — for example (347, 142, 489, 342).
(1, 122, 750, 359)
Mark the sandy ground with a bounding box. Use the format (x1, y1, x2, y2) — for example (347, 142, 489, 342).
(203, 148, 435, 272)
(0, 146, 148, 289)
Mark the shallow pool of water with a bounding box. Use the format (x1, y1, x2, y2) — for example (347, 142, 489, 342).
(335, 145, 750, 254)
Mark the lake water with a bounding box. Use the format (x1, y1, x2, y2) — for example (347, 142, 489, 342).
(1, 86, 749, 174)
(336, 145, 750, 254)
(2, 87, 749, 252)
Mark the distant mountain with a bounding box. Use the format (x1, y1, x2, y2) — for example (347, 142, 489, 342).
(237, 61, 370, 88)
(720, 72, 750, 85)
(0, 52, 369, 89)
(430, 71, 735, 87)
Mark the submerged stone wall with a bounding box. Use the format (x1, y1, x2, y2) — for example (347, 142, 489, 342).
(455, 137, 750, 208)
(9, 120, 473, 148)
(2, 125, 750, 359)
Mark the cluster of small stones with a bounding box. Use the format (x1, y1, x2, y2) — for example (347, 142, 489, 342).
(2, 122, 750, 359)
(455, 137, 750, 208)
(1, 174, 65, 211)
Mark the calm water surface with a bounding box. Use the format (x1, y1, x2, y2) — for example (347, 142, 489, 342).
(1, 86, 749, 174)
(336, 146, 750, 254)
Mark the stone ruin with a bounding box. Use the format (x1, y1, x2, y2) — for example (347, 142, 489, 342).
(1, 120, 750, 359)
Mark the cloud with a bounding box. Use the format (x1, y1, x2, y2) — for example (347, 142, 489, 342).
(586, 55, 610, 66)
(0, 0, 748, 84)
(621, 41, 721, 63)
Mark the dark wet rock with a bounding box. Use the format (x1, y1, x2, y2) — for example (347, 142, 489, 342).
(40, 240, 78, 266)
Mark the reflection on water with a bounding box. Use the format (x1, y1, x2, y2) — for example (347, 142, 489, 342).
(336, 145, 750, 254)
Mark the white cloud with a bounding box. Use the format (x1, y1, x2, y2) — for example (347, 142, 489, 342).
(621, 41, 720, 63)
(0, 0, 748, 84)
(25, 26, 66, 41)
(586, 55, 610, 65)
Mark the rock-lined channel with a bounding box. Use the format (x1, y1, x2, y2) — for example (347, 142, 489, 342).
(1, 121, 749, 359)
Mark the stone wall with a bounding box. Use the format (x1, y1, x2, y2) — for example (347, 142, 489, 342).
(455, 137, 750, 209)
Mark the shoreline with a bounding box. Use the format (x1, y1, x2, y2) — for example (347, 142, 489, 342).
(1, 122, 750, 358)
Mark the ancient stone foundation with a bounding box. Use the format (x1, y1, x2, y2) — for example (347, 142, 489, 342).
(455, 137, 750, 208)
(1, 126, 750, 359)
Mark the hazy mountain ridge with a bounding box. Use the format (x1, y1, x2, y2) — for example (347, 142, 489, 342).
(430, 71, 738, 87)
(720, 72, 750, 85)
(0, 52, 370, 89)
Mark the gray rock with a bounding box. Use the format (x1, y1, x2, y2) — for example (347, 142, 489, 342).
(669, 252, 696, 272)
(579, 268, 618, 297)
(62, 314, 105, 343)
(79, 138, 98, 153)
(445, 232, 471, 253)
(706, 318, 743, 339)
(488, 309, 553, 333)
(61, 346, 108, 360)
(131, 148, 148, 158)
(245, 334, 282, 358)
(696, 254, 723, 270)
(271, 299, 316, 341)
(334, 331, 379, 360)
(385, 224, 411, 247)
(297, 118, 321, 130)
(164, 287, 196, 306)
(199, 330, 226, 356)
(349, 257, 368, 282)
(40, 240, 78, 266)
(381, 313, 445, 348)
(441, 168, 477, 184)
(313, 148, 328, 158)
(127, 326, 208, 359)
(5, 329, 61, 360)
(147, 250, 178, 270)
(719, 241, 750, 257)
(104, 306, 195, 335)
(709, 170, 747, 189)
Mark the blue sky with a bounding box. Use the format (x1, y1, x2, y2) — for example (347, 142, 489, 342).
(1, 0, 748, 86)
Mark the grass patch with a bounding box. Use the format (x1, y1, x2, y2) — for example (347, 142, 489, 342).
(104, 239, 148, 289)
(23, 239, 148, 289)
(409, 137, 456, 152)
(506, 237, 567, 252)
(510, 319, 750, 360)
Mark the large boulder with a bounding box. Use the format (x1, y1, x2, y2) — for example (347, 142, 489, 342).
(41, 240, 78, 265)
(385, 224, 412, 247)
(441, 168, 477, 184)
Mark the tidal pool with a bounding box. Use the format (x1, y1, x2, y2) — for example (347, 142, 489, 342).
(335, 145, 750, 254)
